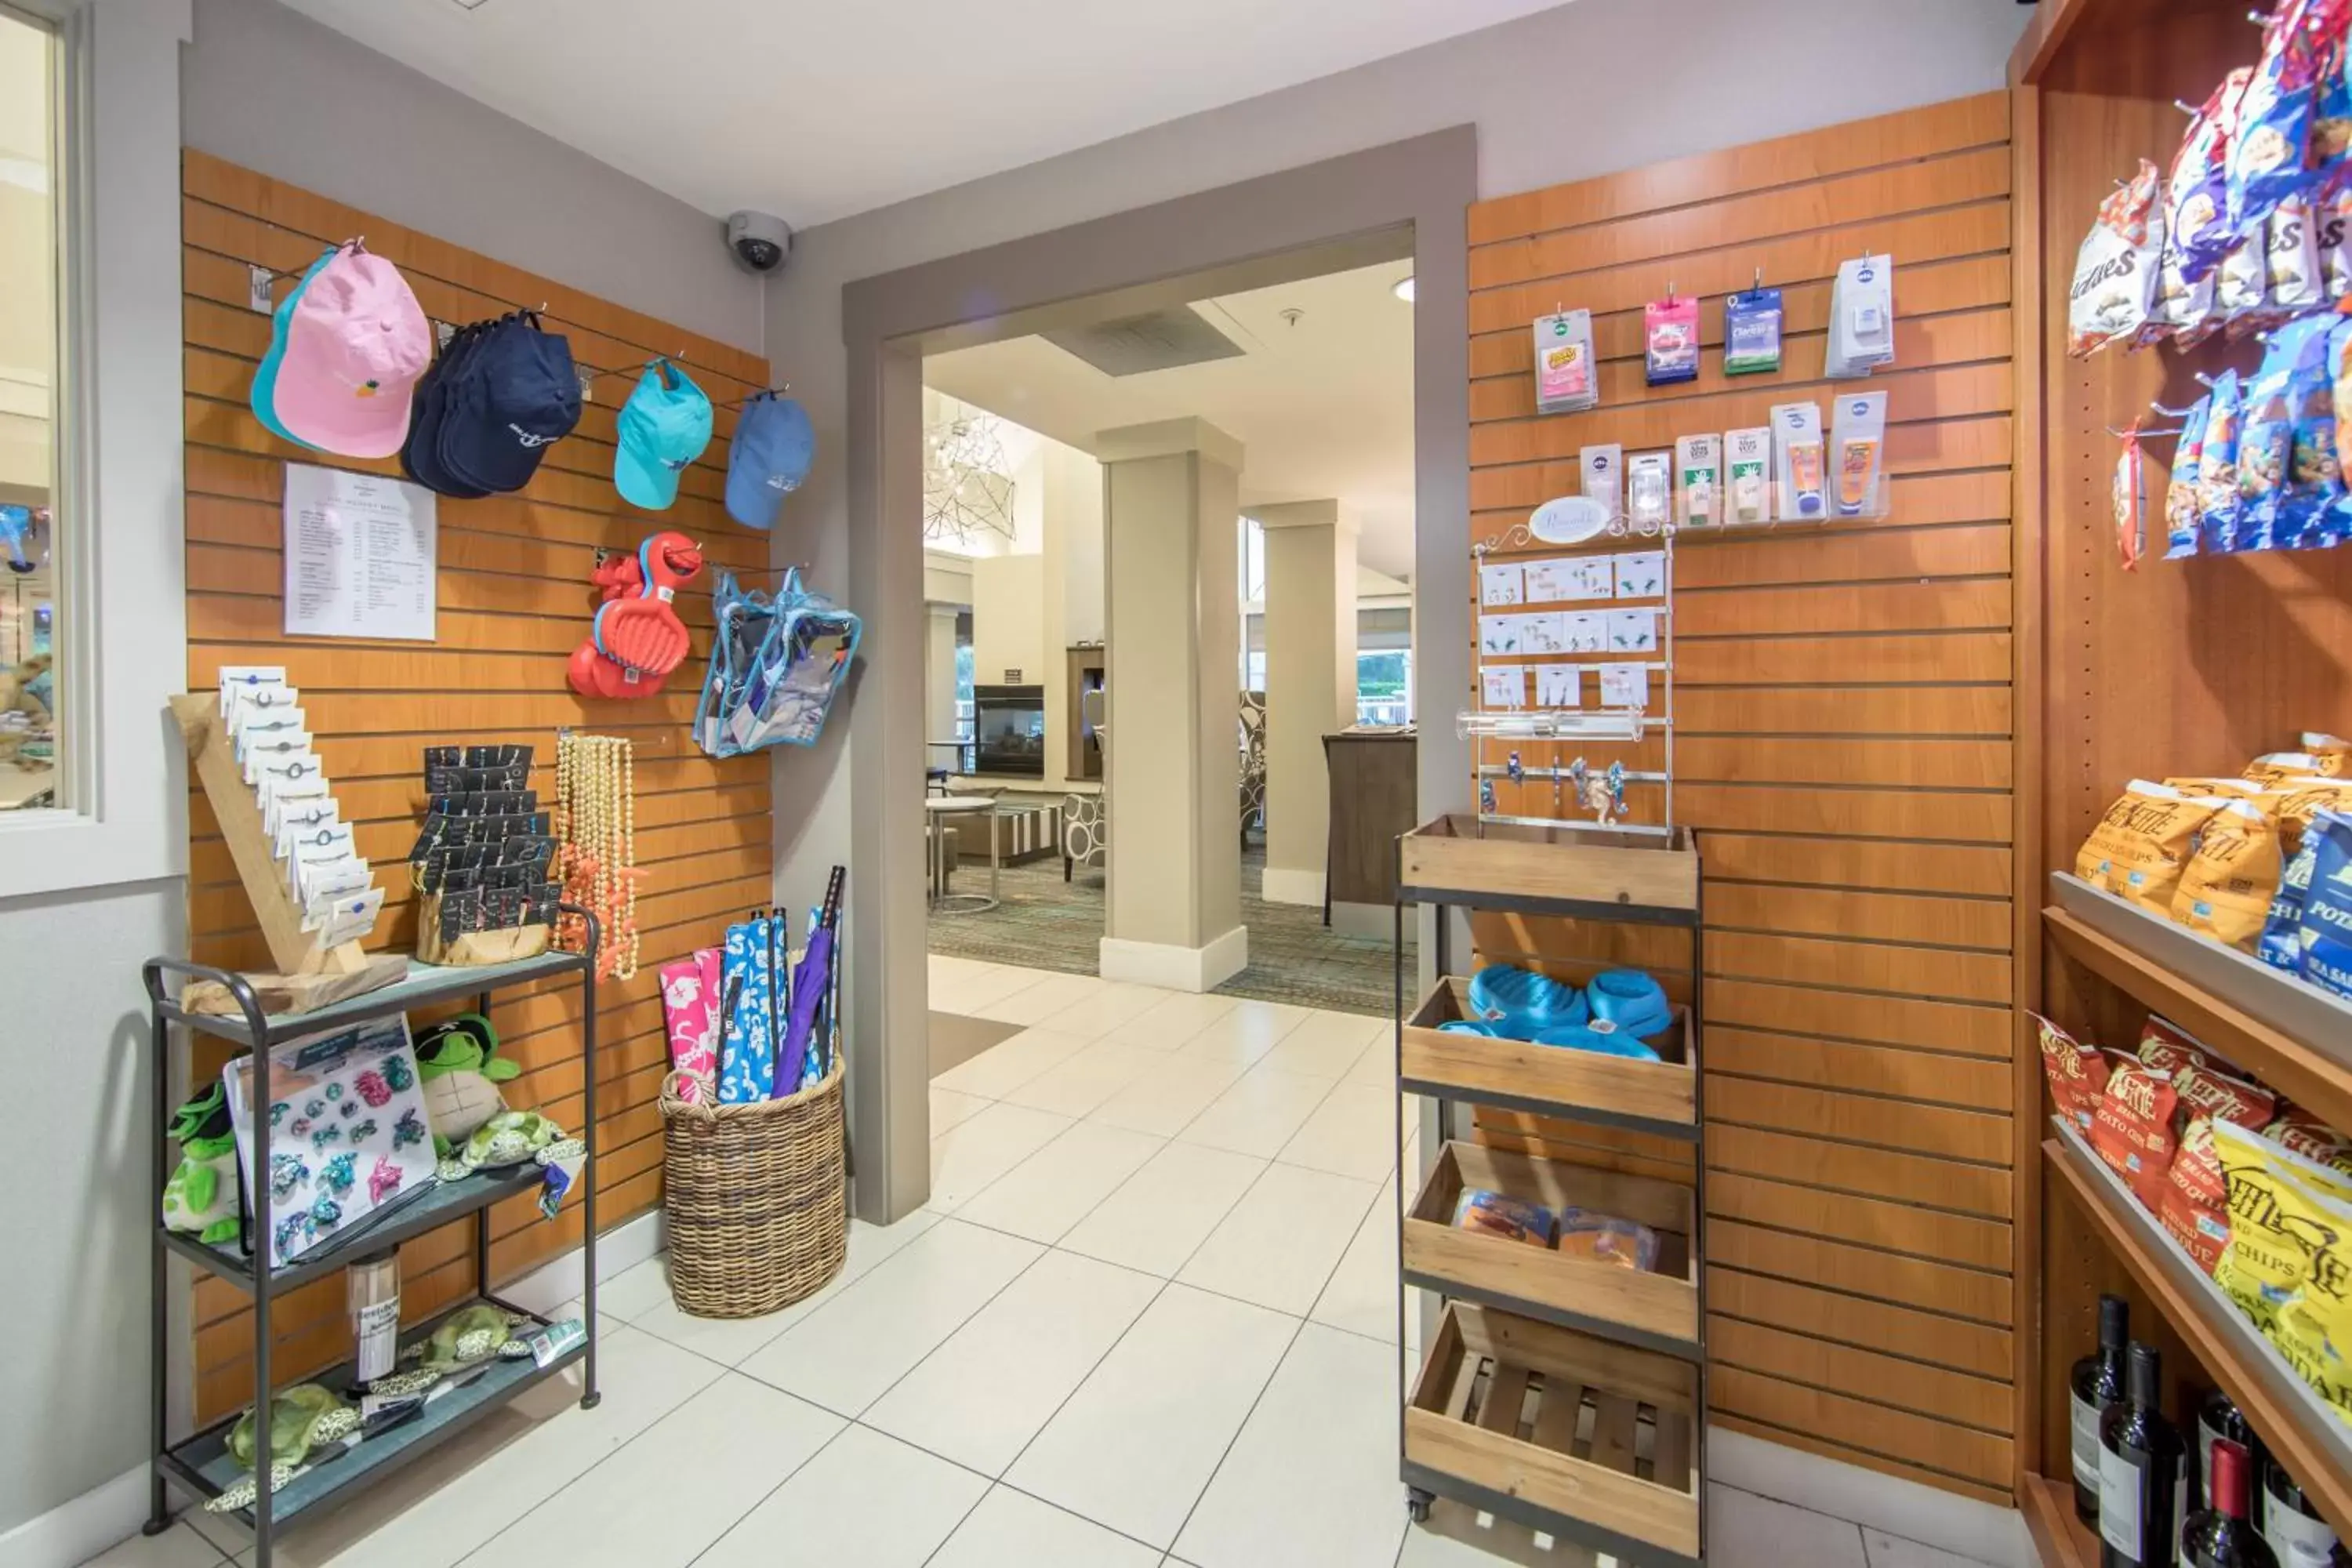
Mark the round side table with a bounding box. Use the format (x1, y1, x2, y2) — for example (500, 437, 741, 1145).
(927, 794, 1000, 913)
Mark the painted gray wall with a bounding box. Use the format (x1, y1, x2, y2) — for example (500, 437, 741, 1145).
(760, 0, 2027, 909)
(179, 0, 764, 354)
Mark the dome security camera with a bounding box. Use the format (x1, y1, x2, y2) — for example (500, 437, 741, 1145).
(726, 210, 793, 275)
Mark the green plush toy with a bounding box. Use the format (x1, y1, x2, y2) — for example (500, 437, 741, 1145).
(162, 1083, 241, 1246)
(206, 1384, 358, 1514)
(455, 1109, 564, 1174)
(414, 1014, 522, 1159)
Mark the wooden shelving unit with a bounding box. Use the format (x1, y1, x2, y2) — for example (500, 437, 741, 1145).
(1393, 816, 1704, 1567)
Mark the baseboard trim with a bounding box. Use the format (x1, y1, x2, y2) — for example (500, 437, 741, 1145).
(1708, 1427, 2032, 1568)
(502, 1206, 666, 1319)
(0, 1465, 149, 1568)
(1258, 867, 1326, 907)
(1098, 926, 1248, 992)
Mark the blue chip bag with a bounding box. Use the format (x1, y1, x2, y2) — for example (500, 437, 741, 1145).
(2165, 394, 2212, 559)
(2200, 369, 2246, 554)
(2299, 811, 2352, 999)
(2238, 361, 2295, 553)
(2183, 70, 2256, 285)
(2230, 12, 2319, 234)
(2284, 317, 2343, 548)
(2264, 833, 2324, 971)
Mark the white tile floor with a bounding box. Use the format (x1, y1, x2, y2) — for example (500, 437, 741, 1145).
(97, 959, 2010, 1568)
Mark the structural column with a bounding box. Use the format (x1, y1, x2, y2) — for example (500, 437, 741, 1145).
(1098, 418, 1247, 991)
(1255, 500, 1357, 908)
(924, 604, 961, 764)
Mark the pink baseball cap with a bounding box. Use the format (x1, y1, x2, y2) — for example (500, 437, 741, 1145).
(274, 245, 431, 459)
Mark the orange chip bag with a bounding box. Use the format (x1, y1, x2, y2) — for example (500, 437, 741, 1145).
(2173, 797, 2284, 951)
(2093, 1057, 2183, 1211)
(2247, 751, 2328, 786)
(2034, 1013, 2113, 1134)
(2303, 732, 2352, 777)
(2138, 1015, 2213, 1077)
(2077, 780, 2228, 910)
(2269, 1109, 2352, 1176)
(2268, 778, 2352, 854)
(2161, 1116, 2233, 1274)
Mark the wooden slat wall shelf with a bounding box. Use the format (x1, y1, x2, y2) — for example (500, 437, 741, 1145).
(1461, 90, 2027, 1505)
(180, 151, 774, 1421)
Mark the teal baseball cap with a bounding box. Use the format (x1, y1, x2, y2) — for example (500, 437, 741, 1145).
(250, 246, 338, 450)
(614, 360, 713, 511)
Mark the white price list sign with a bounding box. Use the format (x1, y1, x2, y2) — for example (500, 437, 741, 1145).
(281, 463, 437, 641)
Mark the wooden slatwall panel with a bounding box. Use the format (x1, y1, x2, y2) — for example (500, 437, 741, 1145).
(1461, 93, 2023, 1504)
(180, 152, 773, 1421)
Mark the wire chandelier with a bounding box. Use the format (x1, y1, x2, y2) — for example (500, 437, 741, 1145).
(922, 414, 1017, 547)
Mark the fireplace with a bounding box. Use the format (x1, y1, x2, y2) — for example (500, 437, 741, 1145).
(973, 684, 1046, 777)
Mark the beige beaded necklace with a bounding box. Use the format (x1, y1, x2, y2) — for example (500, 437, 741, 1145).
(554, 732, 638, 980)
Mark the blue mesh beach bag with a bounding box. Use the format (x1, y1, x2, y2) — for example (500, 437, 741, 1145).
(696, 569, 861, 757)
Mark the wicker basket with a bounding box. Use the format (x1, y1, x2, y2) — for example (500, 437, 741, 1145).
(659, 1062, 848, 1318)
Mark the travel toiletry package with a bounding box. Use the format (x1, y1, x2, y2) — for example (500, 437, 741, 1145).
(1725, 427, 1771, 524)
(1831, 391, 1889, 517)
(1771, 401, 1827, 522)
(1580, 444, 1624, 525)
(1675, 434, 1721, 528)
(1532, 309, 1599, 414)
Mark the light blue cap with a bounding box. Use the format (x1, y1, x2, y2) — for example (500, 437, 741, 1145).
(724, 392, 815, 529)
(249, 248, 337, 450)
(614, 360, 713, 511)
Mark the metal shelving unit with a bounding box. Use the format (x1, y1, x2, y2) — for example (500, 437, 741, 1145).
(1393, 816, 1706, 1566)
(140, 914, 601, 1566)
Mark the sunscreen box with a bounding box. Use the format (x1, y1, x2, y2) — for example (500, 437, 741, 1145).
(1770, 402, 1826, 523)
(1581, 444, 1624, 524)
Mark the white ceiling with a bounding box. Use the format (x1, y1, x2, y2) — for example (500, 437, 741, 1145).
(926, 259, 1417, 578)
(278, 0, 1569, 228)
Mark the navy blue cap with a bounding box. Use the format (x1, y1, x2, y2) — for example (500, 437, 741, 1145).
(724, 392, 815, 528)
(439, 315, 581, 495)
(402, 321, 492, 499)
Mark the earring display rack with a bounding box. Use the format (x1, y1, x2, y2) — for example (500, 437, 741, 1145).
(138, 924, 601, 1567)
(1392, 815, 1706, 1565)
(1466, 526, 1678, 837)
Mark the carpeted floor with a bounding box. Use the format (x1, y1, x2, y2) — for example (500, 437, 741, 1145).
(925, 844, 1409, 1016)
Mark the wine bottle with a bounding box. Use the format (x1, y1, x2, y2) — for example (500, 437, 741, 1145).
(2075, 1295, 2132, 1523)
(2183, 1438, 2278, 1567)
(2263, 1458, 2347, 1567)
(2101, 1341, 2187, 1567)
(2196, 1391, 2252, 1527)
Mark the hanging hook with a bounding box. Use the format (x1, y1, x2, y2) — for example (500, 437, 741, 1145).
(2151, 398, 2202, 417)
(2175, 98, 2201, 115)
(2111, 425, 2186, 438)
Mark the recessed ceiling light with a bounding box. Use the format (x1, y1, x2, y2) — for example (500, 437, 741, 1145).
(1392, 276, 1415, 303)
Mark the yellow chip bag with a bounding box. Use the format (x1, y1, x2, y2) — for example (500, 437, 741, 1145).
(2165, 777, 2262, 796)
(2213, 1120, 2333, 1332)
(2260, 1162, 2352, 1414)
(2304, 732, 2352, 777)
(2247, 751, 2328, 786)
(2270, 779, 2352, 855)
(2077, 780, 2228, 911)
(2174, 798, 2284, 950)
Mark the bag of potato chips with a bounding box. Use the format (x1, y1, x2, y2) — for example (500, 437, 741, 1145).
(2069, 160, 2165, 356)
(2201, 370, 2248, 553)
(2163, 1116, 2234, 1274)
(2175, 797, 2285, 951)
(2034, 1013, 2112, 1135)
(2093, 1057, 2182, 1212)
(2078, 781, 2230, 912)
(2297, 810, 2352, 1000)
(2165, 395, 2212, 558)
(2304, 732, 2352, 775)
(2214, 1119, 2331, 1331)
(2248, 751, 2328, 786)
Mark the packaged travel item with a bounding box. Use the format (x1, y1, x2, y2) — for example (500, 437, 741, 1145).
(1675, 434, 1721, 528)
(2114, 423, 2148, 569)
(2076, 780, 2227, 910)
(1722, 285, 1784, 376)
(1826, 254, 1896, 376)
(2035, 1013, 2113, 1136)
(1452, 1188, 1556, 1249)
(1533, 310, 1599, 415)
(1770, 401, 1826, 522)
(1724, 427, 1771, 524)
(1832, 391, 1889, 519)
(1581, 444, 1624, 527)
(1555, 1208, 1661, 1271)
(2200, 370, 2246, 554)
(1626, 450, 1671, 534)
(2165, 395, 2212, 559)
(2092, 1055, 2182, 1211)
(1643, 294, 1699, 386)
(2162, 1117, 2232, 1275)
(694, 568, 862, 757)
(2069, 161, 2165, 356)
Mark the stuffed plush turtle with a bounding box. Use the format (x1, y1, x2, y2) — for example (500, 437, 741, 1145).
(416, 1303, 534, 1370)
(204, 1388, 363, 1513)
(457, 1109, 564, 1173)
(162, 1084, 242, 1246)
(414, 1014, 521, 1157)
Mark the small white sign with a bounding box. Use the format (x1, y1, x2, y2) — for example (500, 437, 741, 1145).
(1613, 551, 1668, 599)
(1599, 662, 1650, 708)
(1479, 561, 1526, 607)
(1606, 608, 1660, 654)
(282, 463, 437, 641)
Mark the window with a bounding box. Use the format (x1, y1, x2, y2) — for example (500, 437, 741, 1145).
(0, 4, 58, 813)
(1357, 649, 1412, 727)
